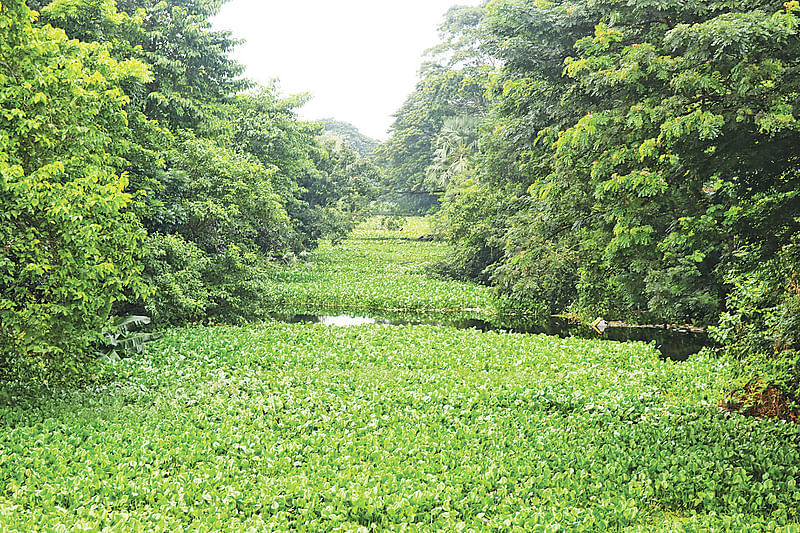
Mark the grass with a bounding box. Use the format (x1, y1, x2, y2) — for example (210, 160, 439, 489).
(2, 217, 800, 531)
(261, 217, 496, 319)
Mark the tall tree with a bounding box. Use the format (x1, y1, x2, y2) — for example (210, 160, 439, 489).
(115, 0, 248, 130)
(377, 4, 492, 192)
(320, 119, 380, 159)
(1, 0, 149, 383)
(28, 0, 374, 327)
(475, 0, 800, 404)
(425, 114, 481, 191)
(467, 0, 797, 324)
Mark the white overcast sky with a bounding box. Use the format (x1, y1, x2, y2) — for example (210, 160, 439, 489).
(212, 0, 480, 141)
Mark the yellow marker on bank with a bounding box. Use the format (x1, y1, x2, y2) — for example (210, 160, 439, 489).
(591, 317, 608, 335)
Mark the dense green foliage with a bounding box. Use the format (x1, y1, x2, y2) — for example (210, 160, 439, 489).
(0, 0, 148, 383)
(376, 5, 491, 194)
(381, 0, 800, 399)
(321, 118, 380, 159)
(3, 6, 800, 529)
(2, 322, 799, 530)
(710, 242, 800, 400)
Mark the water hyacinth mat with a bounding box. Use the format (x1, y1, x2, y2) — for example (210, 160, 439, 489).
(1, 322, 799, 531)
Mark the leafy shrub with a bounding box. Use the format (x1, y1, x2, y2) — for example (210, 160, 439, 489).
(0, 2, 148, 384)
(141, 232, 274, 325)
(380, 215, 404, 231)
(709, 264, 800, 399)
(139, 233, 210, 325)
(710, 241, 800, 401)
(491, 226, 579, 323)
(155, 132, 289, 256)
(201, 244, 273, 324)
(435, 177, 506, 284)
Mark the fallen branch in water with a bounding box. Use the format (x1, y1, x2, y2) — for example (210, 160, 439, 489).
(590, 317, 705, 335)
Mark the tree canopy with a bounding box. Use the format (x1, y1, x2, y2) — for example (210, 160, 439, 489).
(0, 0, 149, 382)
(320, 119, 380, 159)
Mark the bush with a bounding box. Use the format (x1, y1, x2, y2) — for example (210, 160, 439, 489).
(380, 215, 404, 231)
(436, 177, 504, 283)
(0, 3, 148, 384)
(140, 233, 211, 325)
(156, 132, 289, 256)
(710, 240, 800, 400)
(141, 233, 273, 325)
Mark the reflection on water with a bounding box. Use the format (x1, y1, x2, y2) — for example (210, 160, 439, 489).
(601, 326, 709, 362)
(494, 316, 711, 362)
(277, 312, 711, 361)
(318, 315, 376, 326)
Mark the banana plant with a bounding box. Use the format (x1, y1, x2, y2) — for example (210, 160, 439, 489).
(96, 316, 163, 361)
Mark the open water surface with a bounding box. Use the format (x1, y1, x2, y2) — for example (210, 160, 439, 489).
(278, 313, 711, 361)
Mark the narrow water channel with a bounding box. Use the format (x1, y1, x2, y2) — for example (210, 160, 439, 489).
(278, 313, 711, 361)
